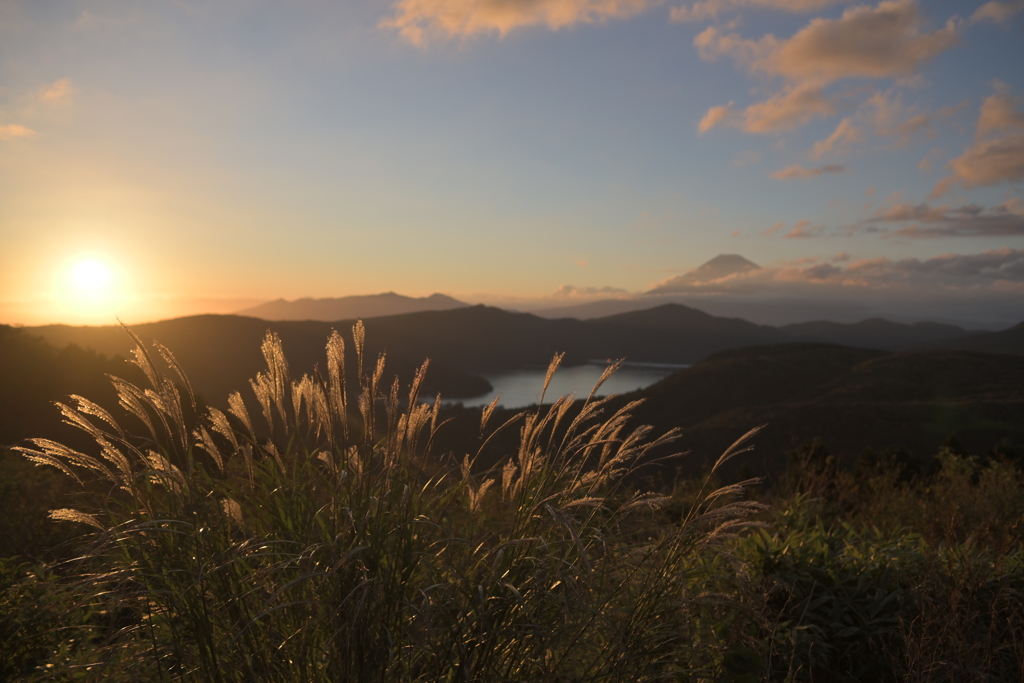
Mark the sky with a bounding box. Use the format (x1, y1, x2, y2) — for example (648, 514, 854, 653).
(1, 0, 1022, 327)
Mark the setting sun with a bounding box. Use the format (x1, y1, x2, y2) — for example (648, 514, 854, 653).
(45, 256, 135, 324)
(70, 259, 113, 293)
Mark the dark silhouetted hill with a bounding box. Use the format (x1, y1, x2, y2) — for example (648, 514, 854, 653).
(780, 318, 973, 349)
(0, 325, 145, 447)
(26, 315, 494, 406)
(615, 344, 1024, 478)
(22, 304, 810, 407)
(25, 306, 1024, 419)
(584, 304, 785, 359)
(236, 292, 468, 321)
(932, 321, 1024, 356)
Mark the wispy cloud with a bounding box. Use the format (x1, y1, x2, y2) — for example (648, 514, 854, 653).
(976, 86, 1024, 136)
(37, 78, 74, 106)
(551, 284, 632, 299)
(694, 1, 959, 84)
(771, 163, 846, 179)
(742, 83, 836, 132)
(785, 220, 824, 237)
(807, 90, 964, 158)
(671, 0, 846, 23)
(811, 117, 862, 157)
(648, 247, 1024, 295)
(698, 103, 735, 133)
(845, 248, 1024, 283)
(932, 86, 1024, 196)
(697, 84, 838, 134)
(0, 123, 35, 141)
(969, 1, 1024, 25)
(696, 0, 962, 135)
(860, 200, 1024, 238)
(381, 0, 659, 44)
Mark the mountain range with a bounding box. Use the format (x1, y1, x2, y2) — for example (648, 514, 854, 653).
(6, 304, 1023, 476)
(236, 292, 467, 321)
(22, 303, 1021, 409)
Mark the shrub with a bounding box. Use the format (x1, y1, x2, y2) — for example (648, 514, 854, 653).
(733, 493, 1024, 682)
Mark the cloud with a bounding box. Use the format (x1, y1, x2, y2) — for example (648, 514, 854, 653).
(785, 220, 825, 237)
(812, 116, 862, 157)
(381, 0, 658, 43)
(694, 1, 960, 84)
(863, 200, 1024, 238)
(771, 163, 846, 179)
(844, 248, 1024, 282)
(767, 0, 960, 82)
(550, 284, 631, 299)
(918, 147, 942, 172)
(647, 247, 1024, 295)
(933, 87, 1024, 196)
(0, 123, 35, 140)
(671, 0, 845, 23)
(38, 78, 74, 106)
(976, 87, 1024, 137)
(743, 83, 836, 132)
(970, 1, 1024, 25)
(699, 83, 835, 133)
(693, 25, 776, 68)
(695, 1, 961, 136)
(865, 91, 930, 137)
(938, 135, 1024, 190)
(816, 90, 965, 154)
(698, 103, 736, 133)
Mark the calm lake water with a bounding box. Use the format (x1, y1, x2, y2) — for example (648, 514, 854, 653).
(455, 362, 687, 409)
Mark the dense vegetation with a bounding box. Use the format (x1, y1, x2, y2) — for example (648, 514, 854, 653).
(1, 325, 1022, 681)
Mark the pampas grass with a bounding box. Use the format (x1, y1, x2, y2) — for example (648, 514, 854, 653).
(15, 323, 764, 682)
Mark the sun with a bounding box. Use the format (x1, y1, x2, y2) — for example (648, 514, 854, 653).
(70, 259, 114, 293)
(50, 255, 133, 323)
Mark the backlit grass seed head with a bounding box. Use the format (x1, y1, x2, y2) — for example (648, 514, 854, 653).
(326, 329, 349, 438)
(206, 405, 238, 451)
(49, 508, 104, 530)
(227, 390, 255, 439)
(14, 322, 770, 682)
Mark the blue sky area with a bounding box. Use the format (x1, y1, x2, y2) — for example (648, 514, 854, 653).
(1, 0, 1022, 325)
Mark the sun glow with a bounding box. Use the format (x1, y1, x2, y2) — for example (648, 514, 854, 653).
(48, 255, 134, 323)
(70, 259, 113, 293)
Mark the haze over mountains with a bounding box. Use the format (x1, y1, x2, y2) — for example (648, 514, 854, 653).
(236, 292, 467, 321)
(522, 254, 1023, 329)
(219, 255, 1021, 329)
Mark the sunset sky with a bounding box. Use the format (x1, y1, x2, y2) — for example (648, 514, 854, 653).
(1, 0, 1022, 326)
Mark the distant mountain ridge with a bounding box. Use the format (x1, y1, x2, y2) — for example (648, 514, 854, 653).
(22, 304, 1021, 411)
(236, 292, 468, 321)
(931, 321, 1024, 356)
(780, 318, 975, 349)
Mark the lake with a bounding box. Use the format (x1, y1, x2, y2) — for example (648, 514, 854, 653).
(454, 361, 687, 409)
